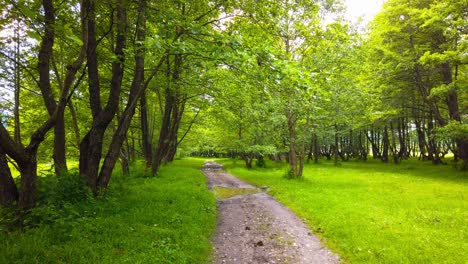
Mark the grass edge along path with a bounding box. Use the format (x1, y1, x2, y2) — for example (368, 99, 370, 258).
(0, 158, 217, 264)
(218, 158, 467, 264)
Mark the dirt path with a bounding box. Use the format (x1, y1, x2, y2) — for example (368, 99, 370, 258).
(202, 161, 340, 264)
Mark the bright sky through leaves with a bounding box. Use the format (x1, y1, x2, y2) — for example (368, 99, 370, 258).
(344, 0, 385, 23)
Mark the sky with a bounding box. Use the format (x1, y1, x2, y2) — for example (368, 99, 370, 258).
(344, 0, 386, 24)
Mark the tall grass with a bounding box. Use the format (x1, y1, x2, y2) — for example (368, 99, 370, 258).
(219, 158, 467, 264)
(0, 158, 216, 264)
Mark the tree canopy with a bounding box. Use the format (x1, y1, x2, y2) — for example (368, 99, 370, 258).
(0, 0, 466, 210)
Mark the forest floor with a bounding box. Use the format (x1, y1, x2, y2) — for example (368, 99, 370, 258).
(202, 161, 339, 264)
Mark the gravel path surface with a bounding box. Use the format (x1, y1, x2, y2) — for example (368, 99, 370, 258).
(202, 161, 340, 264)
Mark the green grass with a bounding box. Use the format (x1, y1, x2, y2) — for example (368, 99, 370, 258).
(0, 158, 217, 264)
(218, 158, 468, 264)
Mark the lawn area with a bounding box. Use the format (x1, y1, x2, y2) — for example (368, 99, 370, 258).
(218, 158, 468, 264)
(0, 158, 217, 264)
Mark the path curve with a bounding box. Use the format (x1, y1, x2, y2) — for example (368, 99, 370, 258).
(202, 161, 340, 264)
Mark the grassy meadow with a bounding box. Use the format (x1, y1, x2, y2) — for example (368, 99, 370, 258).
(218, 158, 467, 264)
(0, 159, 216, 264)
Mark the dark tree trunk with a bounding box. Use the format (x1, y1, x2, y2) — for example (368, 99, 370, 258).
(390, 121, 400, 164)
(397, 117, 406, 159)
(164, 99, 185, 163)
(36, 0, 68, 176)
(367, 128, 381, 159)
(68, 100, 81, 149)
(297, 139, 305, 177)
(96, 0, 147, 189)
(120, 146, 130, 176)
(415, 119, 427, 160)
(53, 112, 67, 175)
(18, 153, 38, 211)
(152, 89, 174, 175)
(0, 146, 18, 208)
(80, 0, 127, 194)
(242, 154, 253, 169)
(152, 53, 175, 175)
(0, 0, 86, 210)
(140, 90, 152, 168)
(307, 135, 313, 163)
(382, 126, 389, 163)
(333, 125, 339, 166)
(287, 110, 297, 176)
(13, 27, 21, 145)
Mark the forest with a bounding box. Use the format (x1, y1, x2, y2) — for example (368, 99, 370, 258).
(0, 0, 467, 262)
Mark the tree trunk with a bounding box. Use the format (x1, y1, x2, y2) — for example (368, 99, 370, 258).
(53, 111, 68, 175)
(367, 127, 381, 159)
(0, 146, 18, 208)
(334, 125, 339, 166)
(390, 121, 400, 164)
(313, 133, 319, 163)
(382, 126, 389, 163)
(13, 26, 21, 145)
(140, 90, 152, 168)
(415, 119, 427, 160)
(80, 0, 126, 194)
(287, 110, 297, 176)
(68, 100, 82, 149)
(91, 0, 152, 191)
(164, 98, 185, 163)
(18, 153, 38, 210)
(297, 138, 305, 177)
(0, 0, 86, 210)
(152, 53, 174, 175)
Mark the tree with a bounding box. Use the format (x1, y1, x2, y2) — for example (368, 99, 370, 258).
(0, 0, 87, 210)
(368, 0, 468, 168)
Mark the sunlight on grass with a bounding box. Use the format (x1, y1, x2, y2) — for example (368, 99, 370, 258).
(218, 158, 468, 264)
(1, 158, 217, 263)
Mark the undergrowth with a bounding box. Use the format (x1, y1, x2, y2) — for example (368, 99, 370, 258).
(0, 158, 216, 264)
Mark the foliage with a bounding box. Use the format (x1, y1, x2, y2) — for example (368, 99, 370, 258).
(0, 159, 217, 263)
(436, 121, 468, 142)
(219, 158, 468, 263)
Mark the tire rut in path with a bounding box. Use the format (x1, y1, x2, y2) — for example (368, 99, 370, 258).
(202, 161, 340, 264)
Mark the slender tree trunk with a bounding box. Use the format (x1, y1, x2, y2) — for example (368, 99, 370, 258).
(68, 100, 81, 149)
(0, 0, 86, 210)
(152, 89, 174, 175)
(140, 90, 152, 168)
(53, 112, 67, 175)
(95, 0, 152, 190)
(390, 121, 400, 164)
(367, 127, 381, 159)
(80, 0, 126, 194)
(415, 119, 427, 160)
(334, 125, 339, 166)
(164, 99, 185, 163)
(297, 138, 305, 177)
(13, 25, 21, 145)
(382, 126, 389, 163)
(152, 52, 178, 175)
(287, 110, 297, 176)
(313, 133, 319, 163)
(0, 146, 19, 207)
